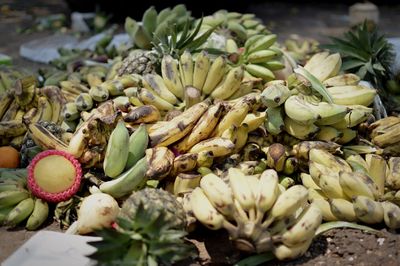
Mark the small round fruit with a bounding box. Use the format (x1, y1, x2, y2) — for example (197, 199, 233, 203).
(27, 150, 82, 203)
(0, 146, 20, 168)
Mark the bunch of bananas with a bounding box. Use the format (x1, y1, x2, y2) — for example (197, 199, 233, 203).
(300, 148, 400, 229)
(225, 34, 285, 82)
(259, 52, 376, 143)
(0, 76, 66, 148)
(0, 67, 31, 95)
(184, 168, 322, 260)
(200, 10, 269, 45)
(283, 35, 320, 65)
(369, 116, 400, 156)
(0, 169, 49, 230)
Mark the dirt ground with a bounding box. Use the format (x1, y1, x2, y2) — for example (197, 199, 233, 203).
(1, 0, 400, 265)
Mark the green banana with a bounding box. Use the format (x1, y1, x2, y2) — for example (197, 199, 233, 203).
(5, 197, 34, 227)
(25, 198, 49, 230)
(103, 120, 130, 178)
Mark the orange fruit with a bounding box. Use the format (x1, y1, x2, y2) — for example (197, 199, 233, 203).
(0, 146, 20, 168)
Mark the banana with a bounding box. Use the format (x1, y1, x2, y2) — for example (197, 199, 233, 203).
(309, 148, 352, 173)
(193, 51, 210, 91)
(331, 105, 373, 129)
(353, 195, 384, 224)
(292, 141, 341, 160)
(262, 60, 285, 71)
(25, 198, 49, 230)
(125, 123, 148, 170)
(196, 150, 214, 168)
(14, 76, 36, 107)
(100, 157, 148, 199)
(300, 173, 320, 189)
(315, 126, 343, 142)
(0, 92, 14, 120)
(245, 64, 275, 81)
(227, 21, 247, 40)
(200, 173, 235, 216)
(247, 49, 278, 64)
(382, 201, 400, 229)
(41, 86, 66, 124)
(213, 97, 253, 137)
(318, 171, 347, 199)
(149, 101, 209, 147)
(75, 93, 93, 111)
(322, 73, 360, 87)
(387, 157, 400, 190)
(202, 56, 227, 95)
(365, 154, 386, 196)
(179, 50, 194, 87)
(336, 128, 357, 144)
(61, 102, 80, 122)
(284, 95, 319, 125)
(225, 38, 239, 54)
(113, 96, 130, 112)
(60, 80, 89, 94)
(104, 75, 139, 96)
(326, 85, 365, 94)
(307, 102, 349, 126)
(232, 124, 249, 154)
(89, 85, 109, 102)
(265, 106, 285, 135)
(339, 171, 379, 200)
(5, 197, 34, 227)
(211, 66, 244, 100)
(369, 116, 400, 138)
(283, 116, 319, 140)
(257, 169, 279, 214)
(279, 203, 322, 247)
(124, 105, 160, 125)
(304, 52, 331, 72)
(173, 173, 201, 196)
(0, 206, 13, 224)
(305, 53, 341, 81)
(190, 187, 226, 230)
(171, 153, 198, 176)
(145, 147, 174, 180)
(228, 168, 255, 211)
(261, 83, 291, 108)
(270, 185, 308, 220)
(174, 103, 223, 152)
(0, 120, 27, 137)
(0, 189, 29, 208)
(143, 74, 178, 105)
(138, 88, 175, 112)
(190, 137, 235, 157)
(247, 34, 277, 53)
(345, 153, 369, 174)
(242, 111, 266, 132)
(1, 100, 19, 122)
(372, 123, 400, 148)
(331, 88, 376, 106)
(329, 198, 357, 222)
(273, 238, 313, 260)
(312, 198, 339, 221)
(265, 143, 288, 172)
(36, 96, 53, 122)
(244, 34, 264, 51)
(103, 120, 130, 178)
(161, 55, 184, 99)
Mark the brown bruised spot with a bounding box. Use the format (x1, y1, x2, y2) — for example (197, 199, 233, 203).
(177, 121, 186, 131)
(274, 96, 281, 103)
(149, 133, 167, 146)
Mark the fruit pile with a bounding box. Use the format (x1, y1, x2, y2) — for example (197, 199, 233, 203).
(0, 4, 400, 265)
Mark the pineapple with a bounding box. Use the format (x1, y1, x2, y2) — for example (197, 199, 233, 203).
(87, 188, 194, 265)
(118, 10, 217, 77)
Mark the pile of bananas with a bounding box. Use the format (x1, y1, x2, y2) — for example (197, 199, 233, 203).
(369, 116, 400, 156)
(0, 67, 31, 95)
(300, 148, 400, 229)
(0, 169, 49, 230)
(283, 35, 320, 65)
(0, 76, 66, 147)
(200, 10, 269, 44)
(184, 168, 322, 260)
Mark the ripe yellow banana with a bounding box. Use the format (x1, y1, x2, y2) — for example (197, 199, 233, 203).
(0, 120, 27, 137)
(315, 126, 343, 142)
(339, 171, 379, 200)
(329, 198, 357, 222)
(242, 111, 266, 132)
(311, 198, 338, 221)
(331, 88, 376, 106)
(202, 56, 227, 95)
(318, 172, 347, 199)
(173, 173, 201, 196)
(193, 51, 210, 91)
(211, 66, 244, 100)
(261, 83, 291, 108)
(386, 157, 400, 190)
(145, 147, 174, 180)
(36, 96, 53, 122)
(179, 50, 194, 87)
(331, 105, 373, 129)
(322, 73, 360, 87)
(1, 100, 19, 122)
(270, 185, 308, 220)
(273, 238, 313, 260)
(41, 86, 66, 124)
(149, 101, 209, 147)
(171, 153, 198, 176)
(124, 105, 161, 125)
(174, 103, 223, 153)
(138, 88, 175, 112)
(75, 93, 93, 111)
(309, 148, 352, 173)
(189, 137, 235, 157)
(228, 168, 255, 211)
(142, 74, 178, 105)
(300, 173, 320, 189)
(257, 169, 280, 214)
(232, 124, 249, 154)
(284, 95, 319, 125)
(353, 195, 384, 224)
(365, 154, 386, 195)
(283, 116, 319, 140)
(161, 55, 184, 99)
(382, 201, 400, 229)
(304, 53, 341, 81)
(303, 52, 330, 73)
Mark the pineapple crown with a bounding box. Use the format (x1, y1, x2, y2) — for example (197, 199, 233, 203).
(322, 21, 394, 87)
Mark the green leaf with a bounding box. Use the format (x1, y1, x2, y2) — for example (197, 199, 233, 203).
(341, 59, 366, 71)
(184, 25, 217, 52)
(179, 17, 204, 49)
(156, 7, 171, 26)
(316, 221, 380, 236)
(323, 38, 370, 61)
(356, 65, 368, 79)
(234, 253, 275, 266)
(125, 17, 138, 40)
(294, 66, 333, 103)
(142, 6, 158, 37)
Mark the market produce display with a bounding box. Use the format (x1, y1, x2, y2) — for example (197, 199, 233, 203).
(0, 4, 399, 265)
